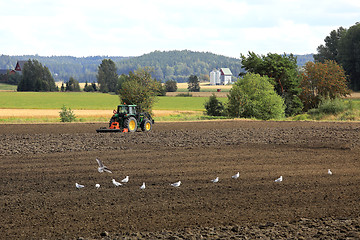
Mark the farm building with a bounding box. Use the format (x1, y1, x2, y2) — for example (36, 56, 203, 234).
(210, 68, 233, 85)
(14, 60, 27, 74)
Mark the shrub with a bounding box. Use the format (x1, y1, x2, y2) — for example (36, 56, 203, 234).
(59, 105, 76, 122)
(308, 98, 348, 115)
(176, 93, 192, 97)
(226, 73, 285, 120)
(204, 94, 224, 116)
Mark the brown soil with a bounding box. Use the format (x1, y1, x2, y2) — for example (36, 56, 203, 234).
(1, 120, 360, 239)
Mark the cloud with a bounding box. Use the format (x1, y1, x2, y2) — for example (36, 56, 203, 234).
(0, 0, 359, 57)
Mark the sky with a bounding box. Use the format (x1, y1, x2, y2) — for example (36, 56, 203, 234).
(0, 0, 359, 58)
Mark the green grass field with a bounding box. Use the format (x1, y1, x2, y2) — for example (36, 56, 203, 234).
(0, 83, 17, 91)
(0, 91, 226, 111)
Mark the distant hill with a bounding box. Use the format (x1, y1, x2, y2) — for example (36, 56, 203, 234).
(0, 52, 314, 83)
(116, 50, 244, 82)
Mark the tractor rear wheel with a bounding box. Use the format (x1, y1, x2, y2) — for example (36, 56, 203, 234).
(125, 117, 137, 132)
(141, 119, 152, 132)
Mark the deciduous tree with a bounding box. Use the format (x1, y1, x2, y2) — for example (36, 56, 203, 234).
(227, 73, 285, 120)
(240, 52, 302, 116)
(299, 60, 350, 110)
(187, 75, 200, 92)
(118, 67, 159, 113)
(165, 80, 177, 92)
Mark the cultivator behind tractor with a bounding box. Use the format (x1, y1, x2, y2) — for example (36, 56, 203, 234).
(96, 104, 154, 133)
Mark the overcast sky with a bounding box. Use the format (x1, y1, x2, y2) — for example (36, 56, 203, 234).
(0, 0, 359, 58)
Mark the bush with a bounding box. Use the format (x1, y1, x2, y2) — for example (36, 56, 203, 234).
(176, 93, 192, 97)
(226, 73, 285, 120)
(308, 98, 348, 115)
(204, 94, 224, 116)
(59, 105, 76, 122)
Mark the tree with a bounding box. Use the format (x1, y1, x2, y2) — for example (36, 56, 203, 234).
(165, 80, 177, 92)
(187, 75, 200, 92)
(204, 94, 224, 116)
(240, 52, 303, 116)
(118, 67, 160, 113)
(97, 59, 118, 93)
(17, 59, 57, 92)
(299, 60, 350, 110)
(227, 73, 285, 120)
(65, 77, 80, 91)
(338, 23, 360, 91)
(314, 27, 346, 63)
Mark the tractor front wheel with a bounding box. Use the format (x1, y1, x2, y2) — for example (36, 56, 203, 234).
(125, 117, 137, 132)
(141, 119, 152, 132)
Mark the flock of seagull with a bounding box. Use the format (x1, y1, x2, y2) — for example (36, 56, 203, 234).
(75, 158, 333, 190)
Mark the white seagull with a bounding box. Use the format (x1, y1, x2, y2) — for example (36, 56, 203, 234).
(328, 169, 333, 175)
(121, 176, 129, 183)
(211, 177, 219, 183)
(274, 176, 283, 182)
(112, 179, 122, 187)
(75, 183, 85, 189)
(232, 172, 240, 179)
(96, 158, 112, 173)
(140, 182, 146, 190)
(171, 181, 181, 187)
(95, 183, 100, 189)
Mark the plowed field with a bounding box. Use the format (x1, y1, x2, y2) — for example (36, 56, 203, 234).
(1, 120, 360, 239)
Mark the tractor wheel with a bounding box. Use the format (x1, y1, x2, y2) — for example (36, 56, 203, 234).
(125, 117, 137, 132)
(141, 119, 152, 132)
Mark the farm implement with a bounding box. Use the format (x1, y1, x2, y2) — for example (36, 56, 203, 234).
(96, 104, 154, 133)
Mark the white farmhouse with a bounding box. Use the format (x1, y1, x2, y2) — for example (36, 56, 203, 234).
(220, 68, 232, 85)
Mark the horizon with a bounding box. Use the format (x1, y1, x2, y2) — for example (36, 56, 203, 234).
(1, 50, 315, 59)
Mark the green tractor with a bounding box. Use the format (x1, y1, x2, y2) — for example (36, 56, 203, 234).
(96, 104, 154, 133)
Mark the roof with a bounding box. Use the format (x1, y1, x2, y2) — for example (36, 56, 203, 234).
(15, 61, 27, 71)
(220, 68, 232, 75)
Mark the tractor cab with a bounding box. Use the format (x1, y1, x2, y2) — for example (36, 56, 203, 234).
(117, 104, 137, 116)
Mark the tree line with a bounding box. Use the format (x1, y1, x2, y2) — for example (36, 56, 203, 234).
(314, 22, 360, 91)
(1, 51, 313, 85)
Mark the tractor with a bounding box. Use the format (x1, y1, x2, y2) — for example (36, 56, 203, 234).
(96, 104, 154, 133)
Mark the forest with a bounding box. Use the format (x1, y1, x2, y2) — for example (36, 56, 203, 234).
(0, 51, 313, 83)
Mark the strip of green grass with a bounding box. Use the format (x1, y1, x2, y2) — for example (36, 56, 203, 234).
(0, 91, 227, 111)
(0, 92, 120, 109)
(0, 83, 17, 91)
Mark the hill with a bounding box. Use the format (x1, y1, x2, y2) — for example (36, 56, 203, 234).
(0, 52, 313, 83)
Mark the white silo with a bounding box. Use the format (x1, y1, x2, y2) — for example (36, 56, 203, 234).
(210, 70, 217, 85)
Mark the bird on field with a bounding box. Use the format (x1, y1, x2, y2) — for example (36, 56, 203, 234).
(75, 183, 85, 189)
(121, 176, 129, 183)
(274, 176, 283, 182)
(328, 169, 333, 175)
(211, 177, 219, 183)
(232, 172, 240, 179)
(96, 158, 112, 173)
(112, 179, 122, 187)
(95, 183, 100, 189)
(140, 182, 146, 190)
(171, 181, 181, 187)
